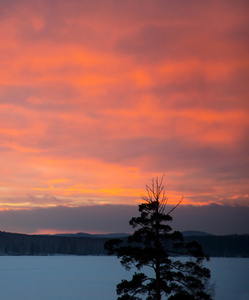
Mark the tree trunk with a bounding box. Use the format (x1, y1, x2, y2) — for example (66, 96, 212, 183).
(155, 197, 161, 300)
(156, 260, 161, 300)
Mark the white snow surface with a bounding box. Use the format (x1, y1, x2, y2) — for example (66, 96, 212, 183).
(0, 256, 248, 300)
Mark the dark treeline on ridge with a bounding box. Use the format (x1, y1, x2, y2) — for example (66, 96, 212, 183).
(184, 235, 249, 258)
(0, 231, 248, 257)
(0, 231, 108, 256)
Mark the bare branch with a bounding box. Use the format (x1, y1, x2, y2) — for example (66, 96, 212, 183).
(166, 196, 184, 216)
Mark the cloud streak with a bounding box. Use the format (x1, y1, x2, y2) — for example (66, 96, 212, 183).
(0, 204, 248, 236)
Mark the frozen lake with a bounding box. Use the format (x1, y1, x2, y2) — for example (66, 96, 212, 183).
(0, 256, 248, 300)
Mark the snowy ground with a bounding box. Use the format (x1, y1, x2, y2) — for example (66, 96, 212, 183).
(0, 256, 248, 300)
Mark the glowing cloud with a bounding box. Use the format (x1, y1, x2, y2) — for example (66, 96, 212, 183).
(0, 1, 248, 234)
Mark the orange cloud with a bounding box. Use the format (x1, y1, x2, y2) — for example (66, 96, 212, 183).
(0, 0, 248, 221)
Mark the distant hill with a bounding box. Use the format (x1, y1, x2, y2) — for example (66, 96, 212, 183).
(54, 232, 94, 238)
(0, 231, 109, 256)
(55, 231, 212, 238)
(94, 233, 131, 238)
(181, 231, 213, 237)
(0, 231, 248, 257)
(54, 232, 131, 238)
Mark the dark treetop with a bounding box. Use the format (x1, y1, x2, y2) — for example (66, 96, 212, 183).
(105, 177, 214, 300)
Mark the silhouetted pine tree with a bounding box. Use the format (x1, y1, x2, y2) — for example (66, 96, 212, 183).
(105, 177, 213, 300)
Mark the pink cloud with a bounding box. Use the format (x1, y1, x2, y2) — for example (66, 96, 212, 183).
(0, 0, 248, 218)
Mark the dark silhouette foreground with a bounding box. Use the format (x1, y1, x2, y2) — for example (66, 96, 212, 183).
(105, 177, 213, 300)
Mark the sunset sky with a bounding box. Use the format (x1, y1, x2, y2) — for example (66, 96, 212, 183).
(0, 0, 248, 235)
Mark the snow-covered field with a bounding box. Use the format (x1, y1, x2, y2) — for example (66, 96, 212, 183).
(0, 256, 248, 300)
